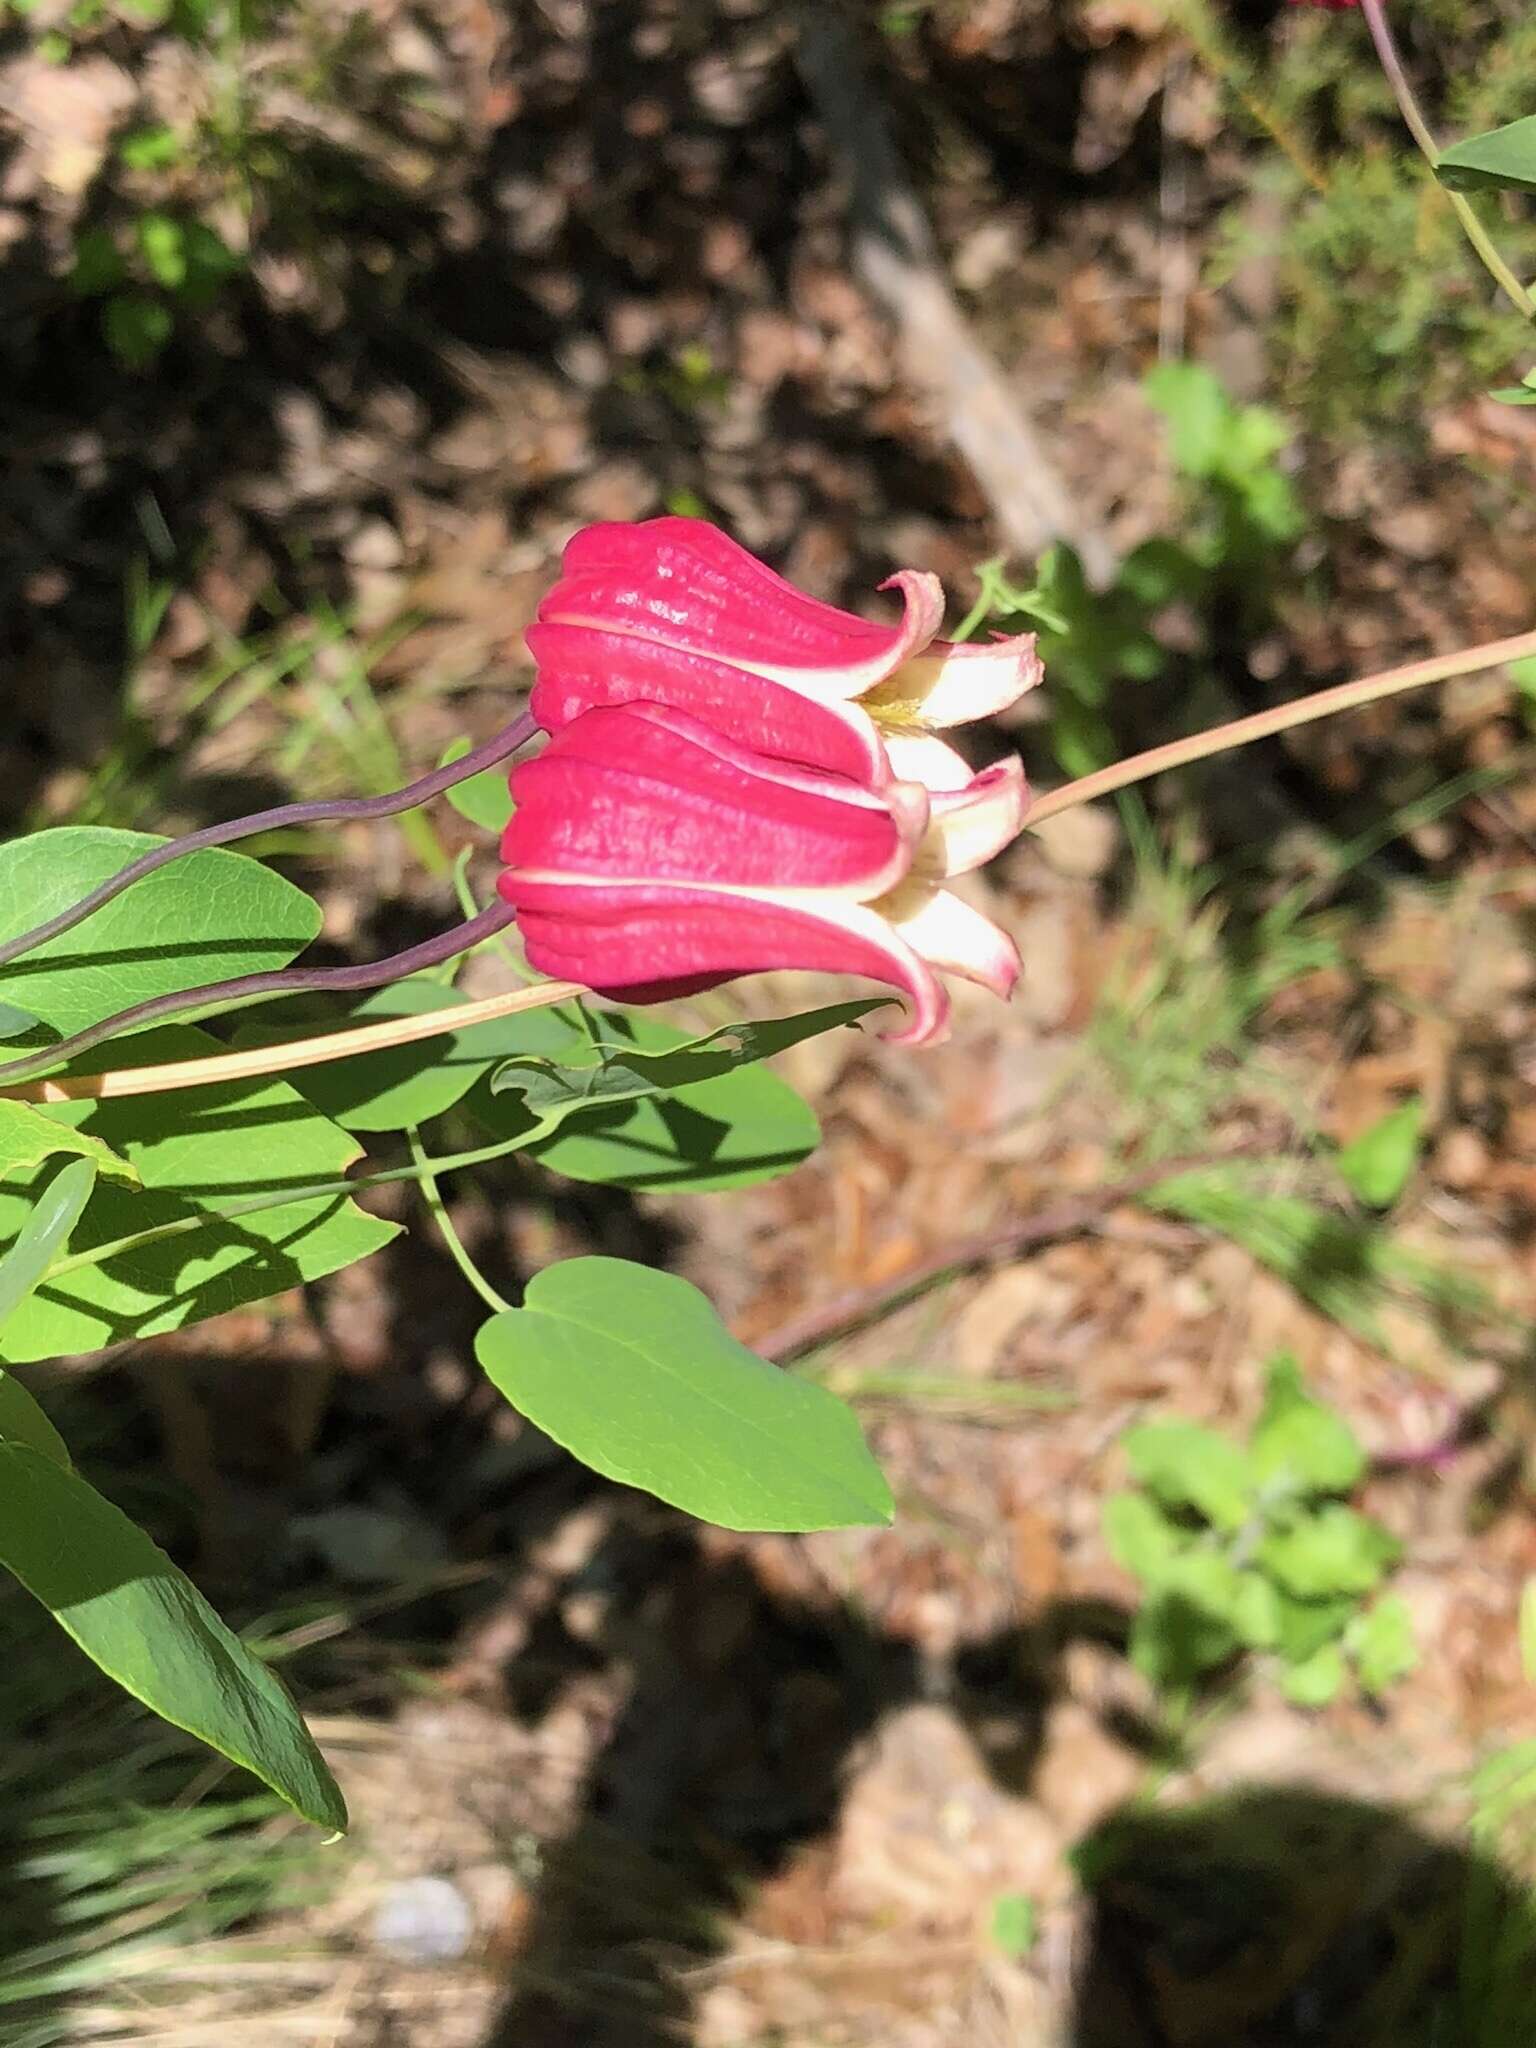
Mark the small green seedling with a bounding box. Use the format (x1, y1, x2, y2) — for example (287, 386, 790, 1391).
(988, 1891, 1038, 1960)
(1105, 1355, 1416, 1712)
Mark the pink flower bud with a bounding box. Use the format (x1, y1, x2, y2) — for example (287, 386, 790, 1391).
(526, 517, 1042, 787)
(498, 702, 1026, 1046)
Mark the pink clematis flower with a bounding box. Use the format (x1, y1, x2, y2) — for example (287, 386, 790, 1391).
(497, 702, 1027, 1045)
(524, 517, 1042, 789)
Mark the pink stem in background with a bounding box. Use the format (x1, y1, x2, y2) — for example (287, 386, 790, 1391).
(1027, 627, 1536, 824)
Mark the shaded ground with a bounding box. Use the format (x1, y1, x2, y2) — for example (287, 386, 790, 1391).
(7, 2, 1536, 2045)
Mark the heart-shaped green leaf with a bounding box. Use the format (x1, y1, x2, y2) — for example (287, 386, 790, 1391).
(475, 1258, 893, 1532)
(0, 827, 320, 1040)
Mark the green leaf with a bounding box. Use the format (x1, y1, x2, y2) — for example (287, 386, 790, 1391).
(102, 292, 173, 370)
(1437, 116, 1536, 196)
(177, 221, 240, 307)
(1272, 1588, 1356, 1664)
(0, 1442, 344, 1830)
(1130, 1556, 1245, 1689)
(138, 216, 189, 292)
(70, 226, 126, 298)
(237, 978, 526, 1133)
(530, 1055, 820, 1191)
(989, 1892, 1038, 1958)
(476, 1005, 839, 1191)
(1122, 1420, 1254, 1531)
(1281, 1642, 1345, 1708)
(120, 123, 184, 170)
(0, 827, 321, 1041)
(0, 1368, 71, 1465)
(1349, 1593, 1417, 1695)
(0, 1097, 139, 1186)
(489, 1000, 886, 1120)
(1250, 1355, 1365, 1496)
(1103, 1489, 1187, 1584)
(439, 739, 515, 834)
(0, 1159, 97, 1333)
(1259, 1504, 1399, 1599)
(0, 1026, 398, 1363)
(1336, 1097, 1423, 1209)
(1232, 1569, 1283, 1650)
(475, 1258, 894, 1532)
(1144, 361, 1231, 478)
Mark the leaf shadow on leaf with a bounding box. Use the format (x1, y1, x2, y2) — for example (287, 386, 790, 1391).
(0, 934, 316, 990)
(524, 1093, 816, 1191)
(24, 1195, 350, 1347)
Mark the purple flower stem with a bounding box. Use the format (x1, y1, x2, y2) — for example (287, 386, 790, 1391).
(0, 900, 521, 1087)
(0, 711, 538, 975)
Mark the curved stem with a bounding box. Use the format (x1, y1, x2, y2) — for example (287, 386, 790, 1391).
(0, 711, 538, 975)
(1026, 626, 1536, 826)
(1359, 0, 1535, 322)
(409, 1127, 511, 1315)
(0, 902, 523, 1089)
(46, 1121, 566, 1284)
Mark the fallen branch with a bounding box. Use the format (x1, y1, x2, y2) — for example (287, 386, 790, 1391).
(752, 1153, 1236, 1363)
(792, 8, 1117, 585)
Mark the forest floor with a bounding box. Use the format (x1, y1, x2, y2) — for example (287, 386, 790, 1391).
(8, 2, 1536, 2044)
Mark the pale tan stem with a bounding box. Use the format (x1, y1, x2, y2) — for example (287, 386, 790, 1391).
(1, 981, 589, 1106)
(1026, 628, 1536, 827)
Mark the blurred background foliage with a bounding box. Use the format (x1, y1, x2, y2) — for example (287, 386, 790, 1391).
(6, 0, 1536, 2043)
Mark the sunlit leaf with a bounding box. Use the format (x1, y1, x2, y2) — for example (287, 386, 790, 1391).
(0, 1443, 344, 1830)
(475, 1258, 893, 1532)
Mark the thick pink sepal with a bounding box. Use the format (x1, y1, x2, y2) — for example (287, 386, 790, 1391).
(502, 703, 923, 897)
(525, 621, 891, 786)
(497, 875, 951, 1046)
(540, 517, 943, 693)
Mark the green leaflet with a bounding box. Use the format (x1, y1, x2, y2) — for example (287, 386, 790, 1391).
(0, 1442, 344, 1831)
(0, 1097, 139, 1186)
(476, 1258, 894, 1532)
(0, 1026, 398, 1362)
(0, 827, 320, 1039)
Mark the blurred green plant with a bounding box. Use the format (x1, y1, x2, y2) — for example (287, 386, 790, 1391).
(1185, 0, 1536, 435)
(7, 0, 431, 368)
(0, 1575, 332, 2046)
(960, 363, 1302, 776)
(1106, 1355, 1418, 1713)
